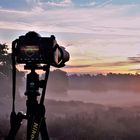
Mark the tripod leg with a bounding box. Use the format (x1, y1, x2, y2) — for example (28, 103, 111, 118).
(40, 118, 49, 140)
(26, 116, 33, 140)
(26, 116, 49, 140)
(5, 112, 25, 140)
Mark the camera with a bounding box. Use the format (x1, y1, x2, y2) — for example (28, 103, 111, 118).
(6, 31, 69, 140)
(13, 31, 69, 67)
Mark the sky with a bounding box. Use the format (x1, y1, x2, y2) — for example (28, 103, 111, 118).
(0, 0, 140, 74)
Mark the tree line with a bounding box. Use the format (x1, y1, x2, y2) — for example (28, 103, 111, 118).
(69, 73, 140, 92)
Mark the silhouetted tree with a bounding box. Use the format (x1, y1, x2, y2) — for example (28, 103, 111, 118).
(0, 43, 24, 97)
(47, 69, 69, 94)
(0, 44, 11, 77)
(69, 73, 140, 92)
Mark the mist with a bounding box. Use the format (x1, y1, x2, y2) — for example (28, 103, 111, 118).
(46, 90, 140, 107)
(44, 70, 140, 107)
(1, 70, 140, 139)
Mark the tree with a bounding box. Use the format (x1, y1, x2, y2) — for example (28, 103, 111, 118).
(47, 69, 69, 94)
(0, 43, 9, 63)
(0, 44, 11, 77)
(0, 43, 24, 98)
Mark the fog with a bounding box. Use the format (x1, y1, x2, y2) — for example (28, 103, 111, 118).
(45, 71, 140, 107)
(17, 70, 140, 107)
(46, 90, 140, 107)
(2, 71, 140, 139)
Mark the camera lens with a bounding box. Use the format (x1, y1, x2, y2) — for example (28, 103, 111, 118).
(54, 47, 62, 65)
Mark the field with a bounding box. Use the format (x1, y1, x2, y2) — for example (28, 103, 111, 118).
(1, 96, 140, 140)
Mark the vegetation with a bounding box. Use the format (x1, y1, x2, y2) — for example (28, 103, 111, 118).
(1, 100, 140, 140)
(47, 69, 69, 94)
(0, 43, 24, 98)
(0, 43, 11, 76)
(45, 100, 140, 140)
(69, 73, 140, 92)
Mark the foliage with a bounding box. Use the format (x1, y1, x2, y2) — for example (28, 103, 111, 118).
(0, 44, 12, 77)
(1, 100, 140, 140)
(0, 43, 24, 97)
(0, 43, 9, 64)
(69, 73, 140, 92)
(47, 69, 69, 93)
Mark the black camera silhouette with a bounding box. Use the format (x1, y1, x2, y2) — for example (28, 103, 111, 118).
(13, 31, 69, 67)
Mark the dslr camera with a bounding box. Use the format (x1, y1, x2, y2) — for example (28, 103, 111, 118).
(12, 31, 69, 67)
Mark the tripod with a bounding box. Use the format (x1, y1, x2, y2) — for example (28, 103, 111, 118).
(5, 64, 50, 140)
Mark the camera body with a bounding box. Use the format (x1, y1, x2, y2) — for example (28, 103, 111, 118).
(14, 32, 69, 67)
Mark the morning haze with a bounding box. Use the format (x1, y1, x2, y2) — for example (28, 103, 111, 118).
(1, 0, 140, 139)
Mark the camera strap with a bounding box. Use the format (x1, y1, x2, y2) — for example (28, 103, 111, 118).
(40, 64, 50, 105)
(6, 40, 18, 135)
(11, 40, 17, 113)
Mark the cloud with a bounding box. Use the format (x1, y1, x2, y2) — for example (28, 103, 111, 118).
(88, 2, 96, 6)
(86, 56, 140, 73)
(96, 0, 112, 8)
(0, 3, 140, 35)
(64, 59, 132, 69)
(0, 1, 140, 74)
(129, 68, 140, 72)
(26, 0, 109, 9)
(63, 56, 140, 72)
(40, 0, 73, 8)
(92, 61, 129, 67)
(128, 56, 140, 64)
(65, 64, 92, 68)
(91, 55, 140, 68)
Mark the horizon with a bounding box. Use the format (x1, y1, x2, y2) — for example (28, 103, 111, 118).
(0, 0, 140, 74)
